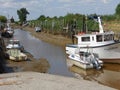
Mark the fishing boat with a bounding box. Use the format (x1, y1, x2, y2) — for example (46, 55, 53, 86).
(1, 22, 14, 38)
(7, 49, 27, 61)
(67, 48, 103, 70)
(6, 39, 24, 52)
(66, 16, 120, 63)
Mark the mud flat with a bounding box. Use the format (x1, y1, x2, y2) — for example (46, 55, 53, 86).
(22, 26, 72, 48)
(0, 72, 115, 90)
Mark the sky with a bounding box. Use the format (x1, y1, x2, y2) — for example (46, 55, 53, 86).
(0, 0, 120, 20)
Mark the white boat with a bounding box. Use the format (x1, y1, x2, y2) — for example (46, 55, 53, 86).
(6, 39, 24, 52)
(5, 22, 14, 36)
(1, 22, 14, 38)
(7, 49, 27, 61)
(66, 16, 120, 63)
(67, 48, 103, 70)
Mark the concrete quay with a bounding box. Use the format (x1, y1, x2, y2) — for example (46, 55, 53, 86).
(0, 72, 116, 90)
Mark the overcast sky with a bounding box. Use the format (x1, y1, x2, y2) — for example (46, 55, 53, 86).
(0, 0, 120, 20)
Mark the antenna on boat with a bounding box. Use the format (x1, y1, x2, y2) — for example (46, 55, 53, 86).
(98, 17, 104, 33)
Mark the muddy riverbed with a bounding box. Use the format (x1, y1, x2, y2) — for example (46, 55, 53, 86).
(3, 28, 120, 89)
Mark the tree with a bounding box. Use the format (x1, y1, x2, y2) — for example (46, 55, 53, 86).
(37, 15, 46, 21)
(115, 3, 120, 16)
(0, 15, 7, 23)
(17, 8, 29, 25)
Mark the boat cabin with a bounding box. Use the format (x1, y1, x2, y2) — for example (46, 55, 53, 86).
(9, 40, 20, 45)
(75, 31, 115, 47)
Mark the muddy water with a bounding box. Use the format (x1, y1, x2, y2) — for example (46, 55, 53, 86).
(13, 29, 73, 77)
(68, 64, 120, 89)
(9, 29, 120, 89)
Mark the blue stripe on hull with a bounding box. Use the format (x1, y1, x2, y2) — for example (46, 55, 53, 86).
(66, 41, 120, 48)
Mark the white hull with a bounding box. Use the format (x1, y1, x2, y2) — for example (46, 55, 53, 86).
(9, 53, 27, 61)
(66, 42, 120, 60)
(67, 53, 103, 70)
(67, 58, 94, 69)
(7, 49, 27, 61)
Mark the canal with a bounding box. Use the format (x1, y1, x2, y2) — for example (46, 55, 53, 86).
(13, 29, 74, 77)
(5, 29, 120, 89)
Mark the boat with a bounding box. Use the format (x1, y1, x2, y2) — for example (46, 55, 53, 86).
(6, 22, 14, 35)
(6, 27, 14, 36)
(35, 26, 41, 32)
(66, 16, 120, 63)
(6, 39, 24, 52)
(1, 22, 14, 38)
(67, 48, 103, 70)
(7, 49, 27, 61)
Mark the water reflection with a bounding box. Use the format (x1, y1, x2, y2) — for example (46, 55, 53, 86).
(66, 59, 120, 89)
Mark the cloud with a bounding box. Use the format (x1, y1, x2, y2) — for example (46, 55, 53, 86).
(101, 0, 110, 4)
(0, 0, 119, 20)
(58, 0, 72, 3)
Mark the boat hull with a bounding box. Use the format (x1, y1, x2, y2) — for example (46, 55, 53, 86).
(7, 49, 27, 61)
(67, 58, 94, 69)
(67, 54, 103, 70)
(66, 42, 120, 63)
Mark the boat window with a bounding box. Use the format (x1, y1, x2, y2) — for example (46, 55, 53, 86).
(110, 34, 114, 40)
(92, 37, 94, 41)
(9, 41, 20, 44)
(14, 41, 19, 44)
(81, 37, 90, 42)
(96, 35, 102, 42)
(104, 34, 114, 41)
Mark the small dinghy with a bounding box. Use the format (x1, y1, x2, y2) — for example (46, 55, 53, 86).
(7, 49, 27, 61)
(68, 48, 103, 70)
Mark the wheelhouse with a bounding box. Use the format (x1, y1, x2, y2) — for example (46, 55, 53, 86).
(75, 31, 115, 47)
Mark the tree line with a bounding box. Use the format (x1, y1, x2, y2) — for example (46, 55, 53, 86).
(1, 3, 120, 37)
(28, 3, 120, 37)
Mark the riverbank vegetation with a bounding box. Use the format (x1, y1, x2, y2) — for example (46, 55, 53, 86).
(1, 3, 120, 38)
(26, 3, 120, 38)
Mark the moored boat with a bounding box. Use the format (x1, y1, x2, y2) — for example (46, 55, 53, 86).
(1, 22, 14, 38)
(6, 39, 24, 52)
(67, 48, 103, 70)
(7, 49, 27, 61)
(66, 16, 120, 63)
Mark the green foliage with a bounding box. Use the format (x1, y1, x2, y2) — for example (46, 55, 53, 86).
(26, 3, 120, 37)
(17, 8, 29, 24)
(37, 15, 46, 21)
(87, 20, 99, 31)
(115, 3, 120, 15)
(102, 15, 116, 21)
(30, 13, 101, 35)
(0, 15, 7, 23)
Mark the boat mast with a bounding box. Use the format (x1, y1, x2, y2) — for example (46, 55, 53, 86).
(98, 17, 104, 33)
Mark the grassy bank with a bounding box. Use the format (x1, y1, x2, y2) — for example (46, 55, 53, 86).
(22, 26, 72, 48)
(104, 21, 120, 32)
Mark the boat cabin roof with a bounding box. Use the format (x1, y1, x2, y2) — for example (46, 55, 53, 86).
(9, 40, 20, 44)
(75, 31, 115, 45)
